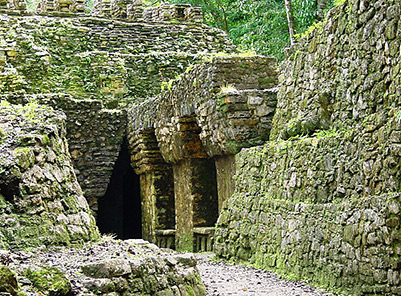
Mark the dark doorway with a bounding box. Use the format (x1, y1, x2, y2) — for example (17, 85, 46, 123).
(97, 138, 142, 239)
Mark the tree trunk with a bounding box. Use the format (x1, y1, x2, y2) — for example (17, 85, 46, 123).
(284, 0, 295, 45)
(216, 0, 229, 33)
(316, 0, 327, 20)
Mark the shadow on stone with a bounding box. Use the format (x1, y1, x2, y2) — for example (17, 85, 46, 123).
(97, 138, 142, 239)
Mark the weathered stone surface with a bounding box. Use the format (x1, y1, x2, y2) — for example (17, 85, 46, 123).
(127, 55, 279, 250)
(154, 55, 278, 161)
(215, 0, 401, 294)
(0, 100, 99, 249)
(1, 93, 125, 214)
(7, 239, 207, 295)
(0, 6, 235, 222)
(0, 12, 235, 105)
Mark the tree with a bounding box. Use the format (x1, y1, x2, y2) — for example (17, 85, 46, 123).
(284, 0, 295, 45)
(316, 0, 327, 20)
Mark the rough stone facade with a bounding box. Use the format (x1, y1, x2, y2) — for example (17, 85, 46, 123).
(215, 0, 401, 294)
(128, 55, 278, 251)
(0, 5, 235, 216)
(0, 101, 99, 249)
(0, 13, 235, 105)
(1, 93, 126, 214)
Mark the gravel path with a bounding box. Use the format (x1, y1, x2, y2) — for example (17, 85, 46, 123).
(196, 254, 335, 296)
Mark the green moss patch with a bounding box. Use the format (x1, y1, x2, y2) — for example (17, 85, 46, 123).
(0, 265, 19, 296)
(25, 266, 71, 296)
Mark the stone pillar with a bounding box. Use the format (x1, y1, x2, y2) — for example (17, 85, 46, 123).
(186, 7, 202, 23)
(111, 0, 133, 18)
(215, 155, 236, 213)
(129, 129, 175, 245)
(140, 168, 174, 243)
(55, 0, 76, 12)
(173, 158, 218, 252)
(38, 0, 56, 12)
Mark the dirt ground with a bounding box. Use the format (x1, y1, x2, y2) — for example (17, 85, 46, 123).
(196, 254, 335, 296)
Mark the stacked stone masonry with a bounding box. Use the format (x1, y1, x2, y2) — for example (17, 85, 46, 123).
(0, 101, 99, 249)
(0, 8, 235, 216)
(1, 0, 203, 21)
(0, 13, 235, 102)
(128, 55, 278, 251)
(1, 93, 126, 214)
(215, 0, 401, 295)
(5, 0, 401, 294)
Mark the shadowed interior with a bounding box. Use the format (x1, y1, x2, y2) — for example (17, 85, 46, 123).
(97, 138, 142, 239)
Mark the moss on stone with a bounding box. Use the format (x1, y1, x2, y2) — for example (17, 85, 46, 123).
(0, 127, 6, 144)
(13, 147, 35, 170)
(25, 266, 71, 296)
(0, 265, 19, 296)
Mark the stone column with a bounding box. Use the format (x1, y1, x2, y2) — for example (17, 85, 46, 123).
(173, 158, 218, 252)
(140, 167, 174, 243)
(111, 0, 134, 18)
(55, 0, 76, 12)
(8, 0, 27, 11)
(155, 113, 219, 252)
(129, 129, 175, 244)
(93, 0, 111, 16)
(215, 155, 236, 213)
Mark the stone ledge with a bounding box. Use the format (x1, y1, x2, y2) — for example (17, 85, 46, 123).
(4, 238, 207, 295)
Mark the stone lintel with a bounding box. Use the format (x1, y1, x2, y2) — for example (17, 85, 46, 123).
(155, 114, 209, 164)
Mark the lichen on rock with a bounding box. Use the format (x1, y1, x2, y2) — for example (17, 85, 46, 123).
(0, 100, 99, 249)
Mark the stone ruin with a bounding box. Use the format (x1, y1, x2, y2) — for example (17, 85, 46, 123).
(128, 55, 278, 251)
(0, 0, 203, 22)
(3, 0, 401, 294)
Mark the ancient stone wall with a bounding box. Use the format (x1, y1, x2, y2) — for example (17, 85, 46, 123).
(0, 100, 99, 249)
(0, 12, 235, 105)
(128, 55, 278, 251)
(0, 8, 234, 217)
(154, 55, 278, 160)
(2, 93, 125, 214)
(143, 3, 202, 23)
(215, 0, 401, 294)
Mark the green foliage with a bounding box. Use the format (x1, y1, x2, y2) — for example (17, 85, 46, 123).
(25, 266, 71, 296)
(334, 0, 346, 5)
(25, 0, 40, 11)
(153, 0, 336, 60)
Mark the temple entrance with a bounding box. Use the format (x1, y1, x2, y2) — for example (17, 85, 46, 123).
(97, 138, 142, 239)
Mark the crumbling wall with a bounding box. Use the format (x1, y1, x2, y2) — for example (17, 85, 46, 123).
(0, 13, 235, 106)
(128, 55, 279, 250)
(0, 6, 235, 215)
(2, 93, 126, 214)
(0, 100, 99, 249)
(215, 0, 401, 294)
